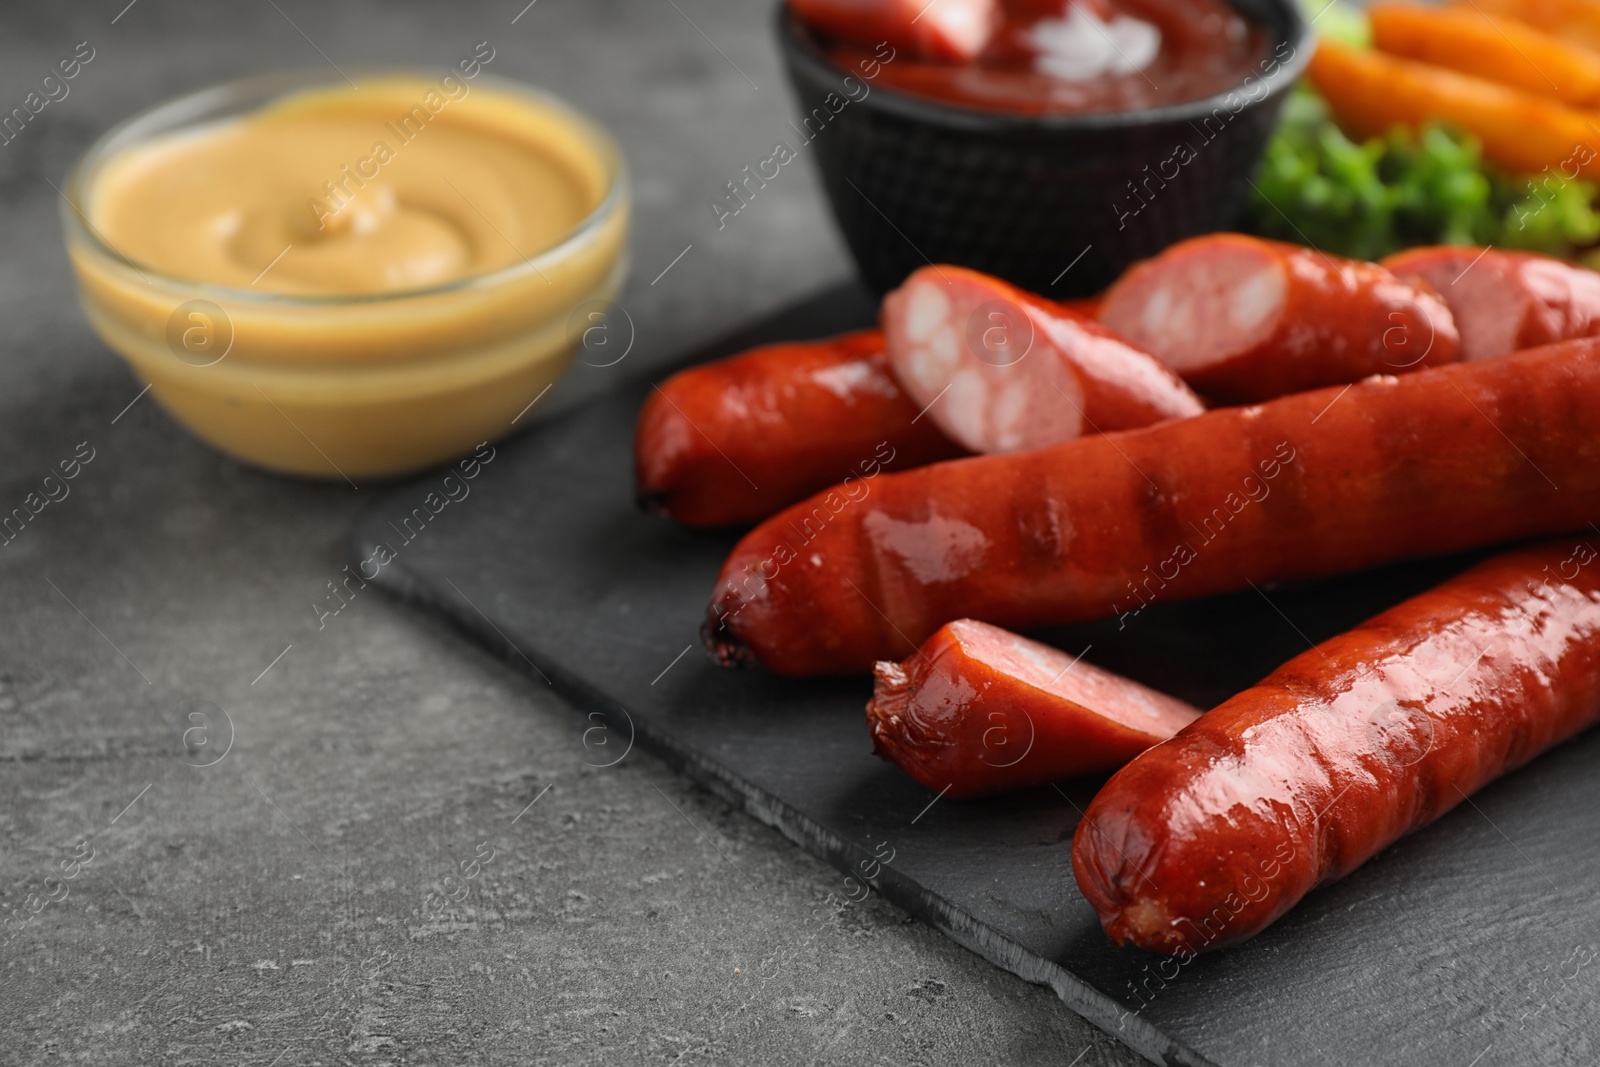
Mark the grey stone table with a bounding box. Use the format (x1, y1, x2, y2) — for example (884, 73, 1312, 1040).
(0, 1, 1141, 1063)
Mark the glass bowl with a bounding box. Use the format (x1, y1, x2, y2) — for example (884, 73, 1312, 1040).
(62, 68, 629, 480)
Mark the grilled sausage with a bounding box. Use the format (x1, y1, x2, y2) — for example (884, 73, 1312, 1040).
(1073, 538, 1600, 953)
(704, 338, 1600, 675)
(635, 330, 962, 528)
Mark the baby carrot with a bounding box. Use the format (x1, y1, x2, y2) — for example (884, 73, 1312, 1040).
(1308, 39, 1600, 178)
(1451, 0, 1600, 56)
(1372, 2, 1600, 107)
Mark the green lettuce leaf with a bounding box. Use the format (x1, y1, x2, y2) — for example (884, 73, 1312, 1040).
(1244, 89, 1600, 262)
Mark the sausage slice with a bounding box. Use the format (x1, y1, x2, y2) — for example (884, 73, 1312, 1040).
(882, 265, 1204, 454)
(1383, 245, 1600, 362)
(868, 619, 1202, 798)
(1098, 233, 1461, 402)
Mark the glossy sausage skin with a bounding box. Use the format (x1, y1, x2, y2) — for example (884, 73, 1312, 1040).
(883, 265, 1204, 454)
(1097, 234, 1460, 402)
(1073, 539, 1600, 954)
(868, 619, 1202, 797)
(1382, 246, 1600, 362)
(703, 338, 1600, 675)
(635, 330, 963, 528)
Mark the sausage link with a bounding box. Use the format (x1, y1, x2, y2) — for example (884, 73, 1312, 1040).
(883, 265, 1204, 454)
(635, 330, 962, 528)
(1072, 538, 1600, 954)
(868, 619, 1201, 797)
(1097, 233, 1460, 402)
(1383, 245, 1600, 362)
(703, 338, 1600, 675)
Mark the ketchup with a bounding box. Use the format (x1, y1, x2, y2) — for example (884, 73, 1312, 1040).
(799, 0, 1272, 116)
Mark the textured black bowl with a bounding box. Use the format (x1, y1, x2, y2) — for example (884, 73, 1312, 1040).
(777, 2, 1313, 297)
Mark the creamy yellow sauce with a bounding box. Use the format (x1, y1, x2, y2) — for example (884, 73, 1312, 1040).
(67, 74, 627, 478)
(88, 77, 599, 295)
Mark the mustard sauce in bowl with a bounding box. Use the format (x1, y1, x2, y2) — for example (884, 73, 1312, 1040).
(65, 70, 628, 479)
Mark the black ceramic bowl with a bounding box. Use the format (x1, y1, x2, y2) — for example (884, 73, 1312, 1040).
(777, 2, 1313, 297)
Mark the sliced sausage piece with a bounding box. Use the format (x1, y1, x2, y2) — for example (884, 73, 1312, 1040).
(1097, 233, 1461, 402)
(703, 337, 1600, 676)
(787, 0, 998, 61)
(868, 619, 1202, 798)
(1382, 245, 1600, 362)
(882, 265, 1204, 454)
(635, 330, 963, 528)
(1073, 538, 1600, 955)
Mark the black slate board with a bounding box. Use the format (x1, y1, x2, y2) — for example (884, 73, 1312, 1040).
(353, 283, 1600, 1067)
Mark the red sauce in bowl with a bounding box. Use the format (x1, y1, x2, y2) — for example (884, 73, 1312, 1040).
(806, 0, 1272, 116)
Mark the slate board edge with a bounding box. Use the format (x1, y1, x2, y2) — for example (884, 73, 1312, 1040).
(352, 490, 1212, 1067)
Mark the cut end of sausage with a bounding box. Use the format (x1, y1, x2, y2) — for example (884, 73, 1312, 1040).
(1382, 246, 1522, 362)
(1102, 234, 1462, 401)
(884, 267, 1088, 454)
(884, 265, 1200, 454)
(1098, 234, 1289, 375)
(959, 620, 1201, 741)
(868, 619, 1202, 798)
(1382, 245, 1600, 362)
